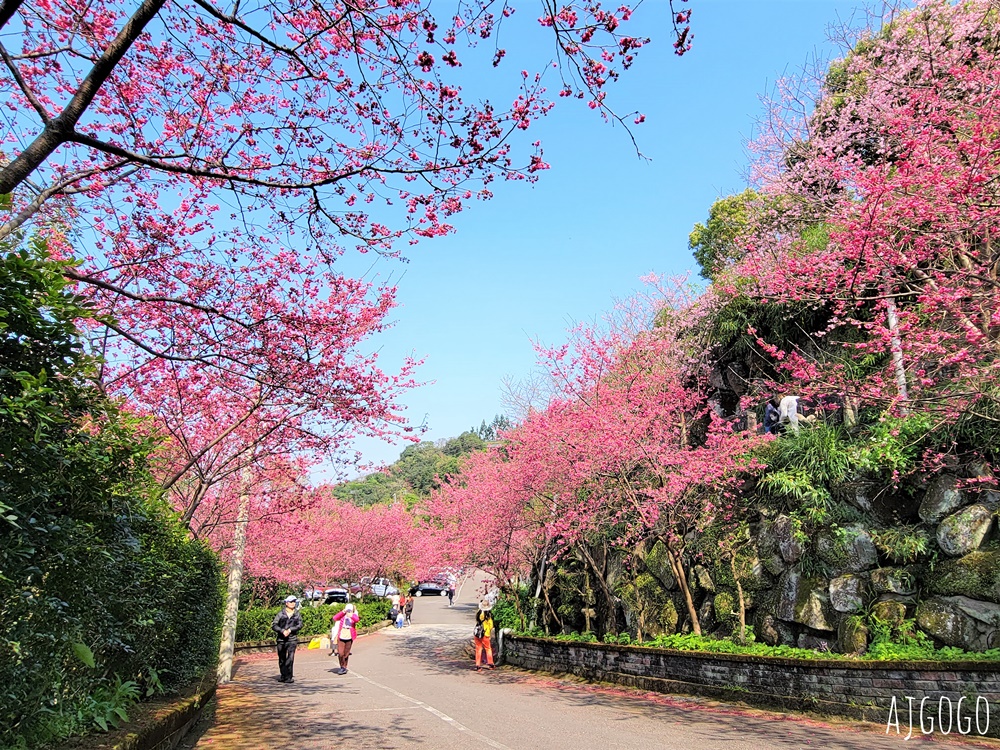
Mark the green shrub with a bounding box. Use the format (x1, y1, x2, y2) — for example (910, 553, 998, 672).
(0, 244, 223, 749)
(491, 587, 531, 633)
(871, 526, 932, 564)
(510, 629, 1000, 663)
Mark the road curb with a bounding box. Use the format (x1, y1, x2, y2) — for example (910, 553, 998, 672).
(110, 683, 216, 750)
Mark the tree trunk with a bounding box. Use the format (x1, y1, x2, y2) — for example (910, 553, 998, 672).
(885, 288, 909, 413)
(540, 571, 562, 634)
(217, 488, 251, 684)
(843, 393, 858, 429)
(729, 555, 747, 645)
(530, 543, 550, 630)
(664, 543, 700, 636)
(577, 542, 618, 635)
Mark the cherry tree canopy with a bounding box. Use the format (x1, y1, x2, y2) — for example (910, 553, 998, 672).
(726, 0, 1000, 425)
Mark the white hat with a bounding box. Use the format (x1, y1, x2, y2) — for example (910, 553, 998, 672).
(479, 599, 493, 611)
(284, 595, 298, 603)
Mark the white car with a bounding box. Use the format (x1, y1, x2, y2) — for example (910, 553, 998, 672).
(352, 576, 398, 598)
(369, 577, 398, 597)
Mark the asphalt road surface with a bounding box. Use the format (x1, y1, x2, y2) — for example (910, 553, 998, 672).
(185, 580, 993, 749)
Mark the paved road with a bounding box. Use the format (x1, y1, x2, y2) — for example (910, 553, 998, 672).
(186, 582, 992, 749)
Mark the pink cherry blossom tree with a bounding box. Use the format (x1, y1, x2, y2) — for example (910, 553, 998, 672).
(248, 495, 442, 587)
(729, 0, 1000, 443)
(427, 279, 763, 635)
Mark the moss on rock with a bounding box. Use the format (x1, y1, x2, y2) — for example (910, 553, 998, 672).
(926, 551, 1000, 603)
(713, 590, 736, 622)
(838, 615, 869, 655)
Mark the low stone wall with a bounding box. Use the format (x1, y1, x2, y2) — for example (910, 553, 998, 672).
(503, 635, 1000, 737)
(110, 684, 216, 750)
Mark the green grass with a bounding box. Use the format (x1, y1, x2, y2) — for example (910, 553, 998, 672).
(517, 630, 1000, 663)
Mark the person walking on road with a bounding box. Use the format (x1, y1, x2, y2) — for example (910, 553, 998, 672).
(473, 600, 495, 671)
(404, 595, 414, 626)
(447, 583, 455, 606)
(272, 595, 303, 683)
(395, 594, 407, 628)
(331, 603, 360, 675)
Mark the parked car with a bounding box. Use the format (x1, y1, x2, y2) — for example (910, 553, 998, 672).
(351, 576, 398, 598)
(370, 577, 398, 597)
(323, 587, 350, 604)
(409, 578, 449, 597)
(301, 586, 326, 601)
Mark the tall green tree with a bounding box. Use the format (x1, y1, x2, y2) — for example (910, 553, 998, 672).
(689, 189, 759, 280)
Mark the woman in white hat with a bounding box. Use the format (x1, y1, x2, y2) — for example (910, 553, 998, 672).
(331, 603, 360, 674)
(472, 600, 495, 671)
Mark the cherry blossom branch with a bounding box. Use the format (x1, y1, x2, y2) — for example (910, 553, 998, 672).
(0, 0, 168, 194)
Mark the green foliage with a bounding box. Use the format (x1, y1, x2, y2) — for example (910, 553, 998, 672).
(491, 587, 531, 633)
(871, 526, 931, 564)
(332, 471, 409, 507)
(862, 617, 1000, 661)
(472, 414, 512, 442)
(763, 424, 853, 485)
(36, 676, 141, 741)
(517, 630, 1000, 662)
(844, 414, 934, 476)
(758, 468, 834, 524)
(334, 429, 491, 505)
(797, 223, 832, 254)
(689, 189, 758, 280)
(708, 290, 830, 368)
(0, 244, 222, 749)
(442, 431, 486, 457)
(234, 600, 392, 643)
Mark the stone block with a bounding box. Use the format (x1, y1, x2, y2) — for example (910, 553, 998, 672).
(937, 504, 994, 557)
(816, 524, 878, 574)
(870, 567, 916, 595)
(774, 514, 804, 564)
(777, 571, 836, 631)
(838, 615, 869, 655)
(871, 599, 907, 627)
(692, 564, 715, 593)
(926, 551, 1000, 603)
(829, 574, 867, 613)
(919, 474, 966, 524)
(916, 597, 987, 650)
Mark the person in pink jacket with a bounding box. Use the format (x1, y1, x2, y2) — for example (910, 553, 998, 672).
(331, 603, 361, 675)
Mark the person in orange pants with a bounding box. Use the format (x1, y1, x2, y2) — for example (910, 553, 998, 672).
(473, 600, 495, 671)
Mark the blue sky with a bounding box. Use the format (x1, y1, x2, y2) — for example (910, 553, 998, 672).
(340, 0, 877, 474)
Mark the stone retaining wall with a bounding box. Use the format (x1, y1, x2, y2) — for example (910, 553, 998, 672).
(110, 684, 216, 750)
(503, 635, 1000, 737)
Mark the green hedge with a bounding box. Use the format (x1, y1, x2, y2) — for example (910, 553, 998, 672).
(236, 599, 392, 643)
(514, 630, 1000, 663)
(0, 245, 223, 748)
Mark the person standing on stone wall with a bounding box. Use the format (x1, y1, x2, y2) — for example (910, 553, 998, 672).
(272, 595, 303, 683)
(764, 395, 781, 434)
